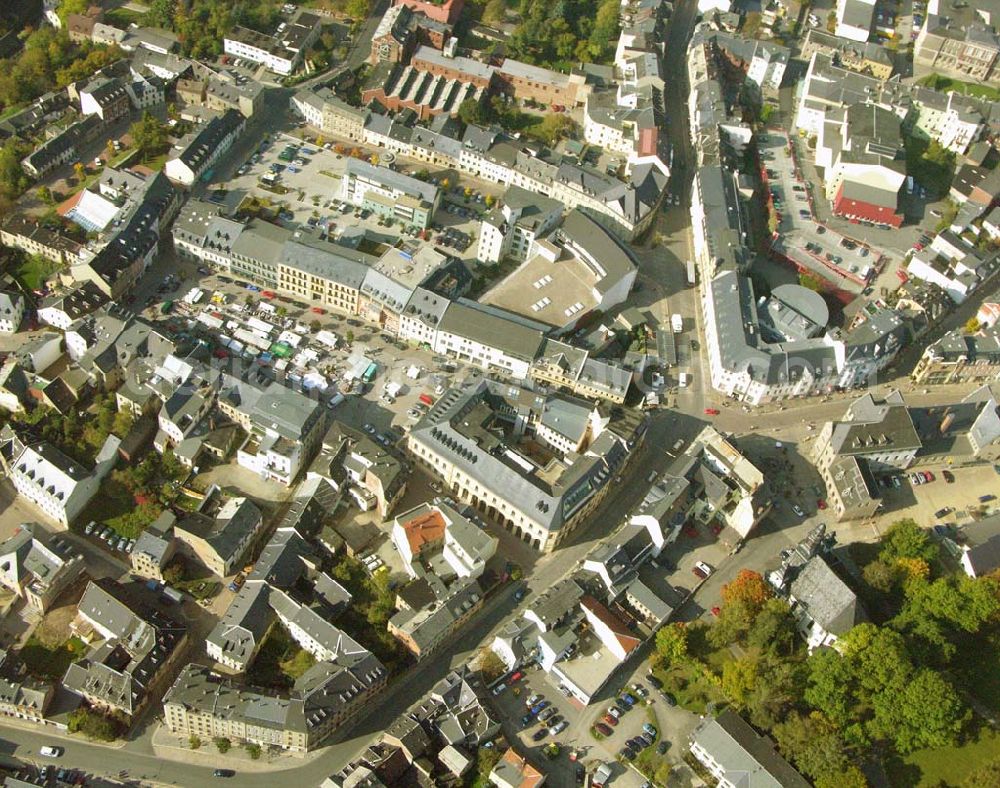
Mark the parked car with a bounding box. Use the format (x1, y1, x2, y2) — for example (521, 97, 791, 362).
(602, 713, 618, 727)
(521, 713, 535, 726)
(943, 470, 955, 483)
(39, 746, 62, 757)
(980, 494, 997, 503)
(620, 693, 637, 707)
(550, 720, 569, 735)
(704, 408, 720, 416)
(642, 723, 658, 737)
(532, 728, 549, 741)
(791, 504, 805, 517)
(606, 706, 621, 719)
(661, 692, 676, 706)
(491, 683, 506, 696)
(540, 707, 557, 722)
(934, 507, 952, 519)
(694, 561, 713, 578)
(646, 673, 663, 690)
(526, 693, 542, 707)
(595, 722, 613, 736)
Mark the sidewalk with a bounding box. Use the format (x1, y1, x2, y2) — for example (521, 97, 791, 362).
(150, 726, 327, 772)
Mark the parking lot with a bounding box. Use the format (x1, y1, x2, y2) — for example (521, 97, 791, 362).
(762, 131, 882, 294)
(215, 133, 489, 261)
(490, 668, 664, 788)
(872, 463, 1000, 531)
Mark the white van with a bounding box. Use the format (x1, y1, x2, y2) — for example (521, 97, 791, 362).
(678, 372, 689, 387)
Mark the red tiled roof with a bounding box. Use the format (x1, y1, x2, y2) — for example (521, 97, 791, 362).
(581, 594, 641, 654)
(402, 509, 446, 554)
(498, 749, 545, 788)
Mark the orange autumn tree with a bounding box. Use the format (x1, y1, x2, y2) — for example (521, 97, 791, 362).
(722, 569, 773, 612)
(709, 570, 776, 647)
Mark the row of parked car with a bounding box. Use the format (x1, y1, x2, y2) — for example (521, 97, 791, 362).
(520, 692, 569, 740)
(84, 521, 135, 554)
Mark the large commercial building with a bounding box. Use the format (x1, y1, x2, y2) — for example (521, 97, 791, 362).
(164, 110, 246, 187)
(406, 379, 646, 552)
(480, 210, 638, 331)
(816, 103, 906, 228)
(339, 159, 440, 229)
(223, 10, 322, 75)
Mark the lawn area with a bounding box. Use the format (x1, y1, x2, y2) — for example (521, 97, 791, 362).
(0, 103, 25, 122)
(247, 625, 315, 690)
(173, 577, 222, 601)
(887, 723, 1000, 787)
(15, 254, 62, 291)
(917, 74, 1000, 102)
(103, 6, 147, 27)
(76, 477, 162, 539)
(138, 152, 169, 172)
(21, 635, 87, 680)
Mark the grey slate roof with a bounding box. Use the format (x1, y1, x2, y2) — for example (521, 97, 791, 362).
(788, 557, 860, 636)
(692, 709, 810, 788)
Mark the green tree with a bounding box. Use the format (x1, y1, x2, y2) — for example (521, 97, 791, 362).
(654, 623, 688, 667)
(806, 623, 968, 751)
(162, 559, 186, 586)
(246, 742, 262, 760)
(722, 655, 758, 707)
(67, 708, 121, 742)
(965, 317, 982, 333)
(885, 668, 967, 752)
(746, 598, 796, 655)
(817, 766, 868, 788)
(345, 0, 370, 19)
(0, 138, 31, 200)
(214, 737, 231, 754)
(863, 558, 903, 593)
(479, 649, 507, 682)
(530, 114, 578, 145)
(476, 746, 503, 780)
(880, 518, 937, 564)
(189, 734, 202, 750)
(130, 112, 168, 161)
(482, 0, 507, 25)
(745, 654, 805, 730)
(112, 409, 134, 438)
(773, 712, 850, 781)
(57, 0, 90, 23)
